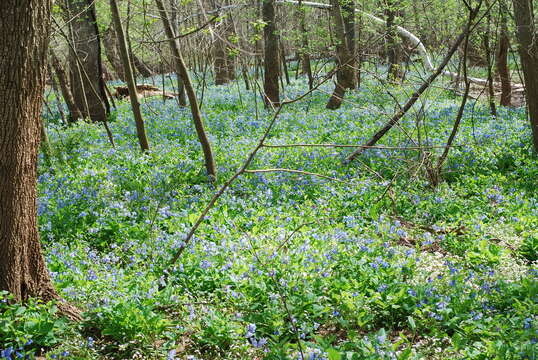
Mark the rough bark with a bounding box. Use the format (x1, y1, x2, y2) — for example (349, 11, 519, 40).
(109, 0, 150, 151)
(263, 0, 281, 108)
(66, 0, 110, 122)
(513, 0, 538, 150)
(496, 1, 512, 106)
(50, 50, 83, 122)
(155, 0, 217, 179)
(0, 0, 79, 319)
(326, 0, 355, 109)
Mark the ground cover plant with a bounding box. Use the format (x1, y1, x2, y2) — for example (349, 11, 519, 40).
(1, 68, 536, 360)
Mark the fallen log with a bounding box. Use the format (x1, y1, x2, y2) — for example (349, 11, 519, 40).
(113, 84, 177, 99)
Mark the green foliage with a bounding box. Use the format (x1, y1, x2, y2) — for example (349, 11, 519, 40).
(21, 71, 538, 359)
(0, 292, 68, 358)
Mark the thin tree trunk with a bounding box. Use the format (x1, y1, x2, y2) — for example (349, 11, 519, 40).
(298, 0, 313, 89)
(483, 0, 497, 117)
(263, 0, 281, 107)
(343, 0, 356, 87)
(496, 1, 512, 106)
(346, 4, 481, 162)
(326, 0, 355, 109)
(47, 63, 67, 125)
(50, 50, 83, 122)
(155, 0, 217, 179)
(385, 0, 401, 81)
(513, 0, 538, 150)
(0, 0, 79, 320)
(103, 23, 127, 81)
(109, 0, 150, 151)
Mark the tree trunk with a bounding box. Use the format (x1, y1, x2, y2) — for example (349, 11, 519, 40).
(496, 1, 512, 106)
(0, 0, 78, 319)
(343, 0, 357, 88)
(224, 12, 237, 82)
(326, 0, 355, 109)
(483, 0, 497, 117)
(103, 23, 127, 81)
(213, 35, 229, 85)
(50, 50, 83, 122)
(66, 0, 110, 122)
(385, 0, 402, 81)
(109, 0, 150, 151)
(263, 0, 281, 108)
(155, 0, 217, 179)
(512, 0, 538, 150)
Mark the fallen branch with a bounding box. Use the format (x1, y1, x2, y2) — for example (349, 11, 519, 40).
(277, 0, 489, 86)
(244, 168, 347, 183)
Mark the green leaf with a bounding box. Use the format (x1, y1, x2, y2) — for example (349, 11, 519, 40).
(327, 348, 341, 360)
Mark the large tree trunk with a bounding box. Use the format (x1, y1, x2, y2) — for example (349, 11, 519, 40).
(109, 0, 150, 151)
(263, 0, 281, 108)
(513, 0, 538, 150)
(326, 0, 355, 109)
(155, 0, 217, 179)
(66, 0, 110, 122)
(496, 1, 512, 106)
(0, 0, 78, 319)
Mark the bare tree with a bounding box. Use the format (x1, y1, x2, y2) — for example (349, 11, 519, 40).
(155, 0, 218, 179)
(109, 0, 151, 151)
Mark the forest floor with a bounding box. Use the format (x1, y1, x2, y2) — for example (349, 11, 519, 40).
(2, 71, 537, 359)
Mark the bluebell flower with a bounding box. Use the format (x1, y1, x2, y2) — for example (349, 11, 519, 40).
(245, 323, 256, 338)
(167, 349, 177, 360)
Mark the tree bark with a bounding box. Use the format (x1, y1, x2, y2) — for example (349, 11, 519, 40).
(343, 0, 357, 87)
(385, 0, 402, 81)
(155, 0, 217, 179)
(0, 0, 79, 319)
(496, 1, 512, 106)
(483, 0, 497, 117)
(66, 0, 110, 122)
(263, 0, 281, 108)
(103, 22, 127, 81)
(513, 0, 538, 150)
(326, 0, 355, 109)
(298, 0, 314, 89)
(109, 0, 150, 151)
